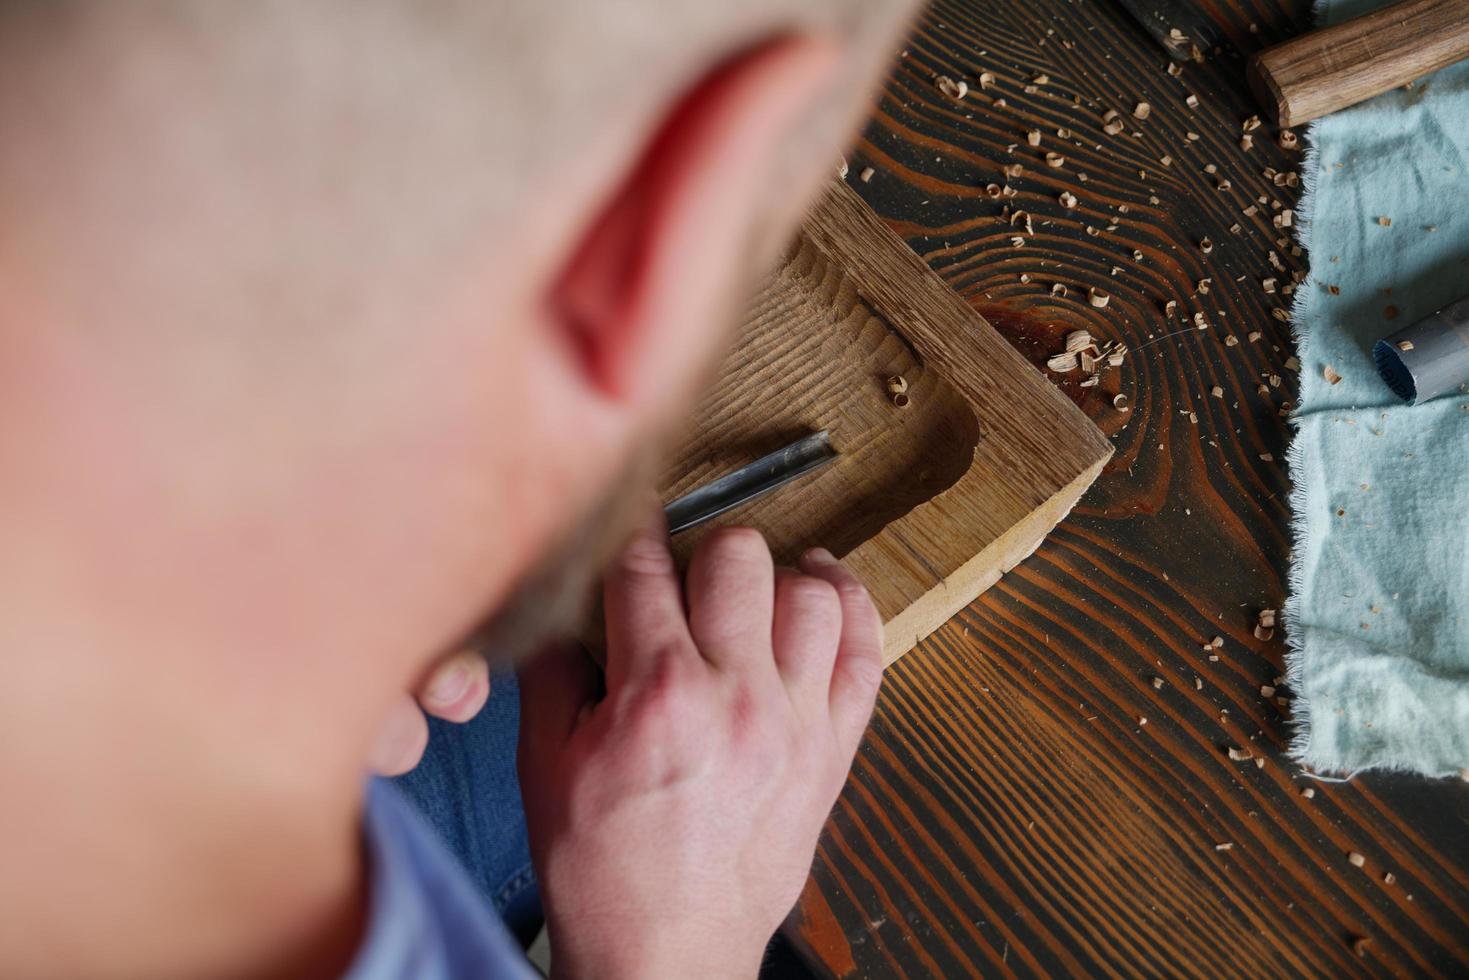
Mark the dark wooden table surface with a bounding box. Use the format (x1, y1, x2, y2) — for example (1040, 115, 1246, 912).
(782, 0, 1469, 975)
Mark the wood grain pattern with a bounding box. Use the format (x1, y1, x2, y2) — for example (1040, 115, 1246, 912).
(1249, 0, 1469, 126)
(662, 183, 1111, 666)
(778, 0, 1469, 974)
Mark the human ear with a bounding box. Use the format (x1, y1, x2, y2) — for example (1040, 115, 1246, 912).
(549, 35, 842, 411)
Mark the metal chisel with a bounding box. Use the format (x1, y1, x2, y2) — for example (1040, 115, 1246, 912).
(663, 431, 837, 536)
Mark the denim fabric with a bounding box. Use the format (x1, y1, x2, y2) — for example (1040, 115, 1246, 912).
(393, 671, 543, 946)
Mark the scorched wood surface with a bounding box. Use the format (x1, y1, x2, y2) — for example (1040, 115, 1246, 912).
(780, 0, 1469, 976)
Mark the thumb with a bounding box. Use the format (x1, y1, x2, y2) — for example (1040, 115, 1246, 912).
(368, 695, 430, 776)
(518, 644, 601, 759)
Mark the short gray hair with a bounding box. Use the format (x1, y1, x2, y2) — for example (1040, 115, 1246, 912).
(0, 1, 907, 337)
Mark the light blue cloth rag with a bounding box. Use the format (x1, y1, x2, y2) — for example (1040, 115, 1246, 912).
(1287, 0, 1469, 777)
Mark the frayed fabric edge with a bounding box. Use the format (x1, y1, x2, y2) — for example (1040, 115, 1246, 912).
(1283, 38, 1326, 771)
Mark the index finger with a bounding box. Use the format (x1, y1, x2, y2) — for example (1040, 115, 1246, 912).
(602, 506, 695, 696)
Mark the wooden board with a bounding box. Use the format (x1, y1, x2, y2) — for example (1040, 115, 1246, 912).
(661, 181, 1112, 666)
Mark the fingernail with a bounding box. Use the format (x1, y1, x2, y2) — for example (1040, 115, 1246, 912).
(427, 662, 470, 704)
(804, 547, 836, 565)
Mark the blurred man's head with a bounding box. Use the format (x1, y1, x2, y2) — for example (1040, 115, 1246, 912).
(0, 0, 914, 778)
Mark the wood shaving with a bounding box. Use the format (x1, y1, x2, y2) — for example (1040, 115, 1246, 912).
(1212, 636, 1224, 649)
(1397, 340, 1415, 352)
(1059, 191, 1078, 209)
(1263, 278, 1277, 294)
(1004, 162, 1024, 178)
(978, 70, 996, 89)
(1160, 154, 1173, 167)
(1051, 283, 1068, 297)
(1027, 129, 1042, 147)
(1168, 62, 1183, 77)
(934, 75, 968, 101)
(1185, 93, 1199, 109)
(1227, 747, 1252, 761)
(891, 391, 910, 409)
(1011, 236, 1026, 248)
(1200, 237, 1214, 254)
(1324, 364, 1342, 385)
(1241, 134, 1254, 151)
(1279, 129, 1299, 150)
(1384, 872, 1396, 885)
(886, 375, 909, 395)
(1113, 393, 1129, 412)
(1211, 385, 1224, 399)
(1215, 842, 1234, 851)
(1066, 330, 1093, 353)
(1088, 287, 1111, 309)
(1243, 115, 1262, 132)
(1225, 335, 1239, 347)
(1197, 278, 1212, 294)
(1261, 684, 1276, 697)
(1133, 101, 1152, 120)
(1378, 215, 1392, 227)
(1045, 152, 1066, 168)
(859, 167, 875, 184)
(1348, 851, 1366, 868)
(1047, 352, 1080, 373)
(1254, 608, 1277, 641)
(985, 183, 1003, 199)
(1301, 787, 1316, 799)
(836, 157, 848, 179)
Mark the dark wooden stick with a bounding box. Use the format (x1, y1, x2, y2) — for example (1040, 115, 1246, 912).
(1249, 0, 1469, 127)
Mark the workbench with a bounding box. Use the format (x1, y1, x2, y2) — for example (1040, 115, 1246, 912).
(780, 0, 1469, 974)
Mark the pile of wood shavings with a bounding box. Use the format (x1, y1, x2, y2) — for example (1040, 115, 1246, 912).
(1045, 329, 1128, 399)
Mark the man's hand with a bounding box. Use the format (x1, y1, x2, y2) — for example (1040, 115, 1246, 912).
(369, 651, 492, 776)
(518, 515, 884, 979)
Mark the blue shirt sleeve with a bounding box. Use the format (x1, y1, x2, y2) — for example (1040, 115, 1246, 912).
(345, 779, 540, 980)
